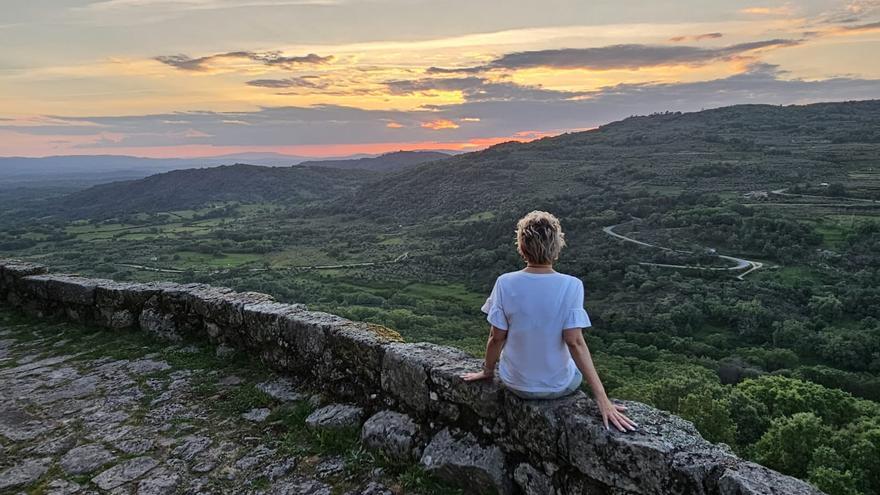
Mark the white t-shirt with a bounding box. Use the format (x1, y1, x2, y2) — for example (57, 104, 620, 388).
(481, 270, 592, 393)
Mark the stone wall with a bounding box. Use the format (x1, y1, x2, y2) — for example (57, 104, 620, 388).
(0, 260, 823, 495)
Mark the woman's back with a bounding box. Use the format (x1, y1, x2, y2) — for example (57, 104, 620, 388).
(482, 270, 591, 393)
(463, 210, 635, 431)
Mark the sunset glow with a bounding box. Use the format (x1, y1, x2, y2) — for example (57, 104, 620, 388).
(2, 1, 879, 158)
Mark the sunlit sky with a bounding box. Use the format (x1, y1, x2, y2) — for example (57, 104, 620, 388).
(2, 0, 880, 158)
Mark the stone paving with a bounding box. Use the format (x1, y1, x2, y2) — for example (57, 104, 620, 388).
(0, 310, 451, 495)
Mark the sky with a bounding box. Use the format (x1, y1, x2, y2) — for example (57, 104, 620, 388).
(1, 0, 880, 158)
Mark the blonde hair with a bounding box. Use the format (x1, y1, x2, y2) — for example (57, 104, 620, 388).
(515, 210, 566, 265)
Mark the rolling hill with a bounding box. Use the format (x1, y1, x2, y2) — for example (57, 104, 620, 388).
(61, 164, 377, 217)
(299, 150, 451, 172)
(350, 100, 880, 219)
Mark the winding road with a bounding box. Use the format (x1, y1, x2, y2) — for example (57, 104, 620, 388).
(602, 223, 763, 280)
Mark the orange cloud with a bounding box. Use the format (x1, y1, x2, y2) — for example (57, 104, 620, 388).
(420, 119, 460, 130)
(739, 6, 792, 15)
(386, 121, 404, 128)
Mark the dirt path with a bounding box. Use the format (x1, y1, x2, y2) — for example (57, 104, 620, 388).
(770, 188, 880, 204)
(602, 223, 763, 280)
(116, 252, 410, 275)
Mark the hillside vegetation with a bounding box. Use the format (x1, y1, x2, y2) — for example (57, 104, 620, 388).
(300, 150, 451, 172)
(352, 100, 880, 219)
(3, 100, 880, 495)
(61, 164, 377, 216)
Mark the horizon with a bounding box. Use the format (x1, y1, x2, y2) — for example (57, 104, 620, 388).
(2, 1, 880, 159)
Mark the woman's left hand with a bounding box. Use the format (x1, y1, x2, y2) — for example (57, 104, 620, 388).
(598, 398, 638, 432)
(461, 370, 493, 382)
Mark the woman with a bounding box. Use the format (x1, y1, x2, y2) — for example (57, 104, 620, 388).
(462, 211, 637, 433)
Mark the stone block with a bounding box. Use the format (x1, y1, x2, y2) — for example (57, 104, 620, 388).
(0, 260, 48, 299)
(430, 356, 504, 419)
(19, 275, 51, 300)
(95, 280, 162, 310)
(361, 410, 423, 463)
(278, 310, 347, 375)
(305, 403, 364, 430)
(380, 342, 468, 415)
(420, 428, 511, 495)
(43, 275, 102, 306)
(561, 399, 716, 494)
(323, 322, 393, 398)
(241, 301, 303, 346)
(502, 390, 585, 461)
(139, 295, 180, 341)
(716, 461, 823, 495)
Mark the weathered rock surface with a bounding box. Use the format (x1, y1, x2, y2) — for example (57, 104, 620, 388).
(0, 310, 435, 495)
(0, 457, 52, 490)
(242, 407, 271, 422)
(59, 443, 116, 475)
(420, 428, 511, 495)
(91, 456, 158, 490)
(136, 468, 182, 495)
(306, 403, 364, 430)
(717, 461, 824, 495)
(258, 377, 305, 402)
(514, 463, 555, 495)
(360, 410, 422, 463)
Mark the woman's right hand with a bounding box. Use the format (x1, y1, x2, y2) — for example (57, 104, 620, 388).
(461, 370, 494, 382)
(598, 398, 638, 432)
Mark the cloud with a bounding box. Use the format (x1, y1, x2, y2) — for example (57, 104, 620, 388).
(385, 77, 486, 94)
(669, 32, 724, 42)
(421, 119, 459, 130)
(837, 20, 880, 32)
(156, 51, 332, 72)
(427, 39, 801, 73)
(739, 6, 793, 16)
(384, 76, 586, 102)
(246, 76, 329, 89)
(0, 116, 107, 128)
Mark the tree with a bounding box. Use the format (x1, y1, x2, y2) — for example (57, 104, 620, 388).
(754, 412, 830, 478)
(678, 388, 736, 445)
(809, 295, 843, 322)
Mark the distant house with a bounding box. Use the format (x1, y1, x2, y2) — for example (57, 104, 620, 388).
(743, 191, 769, 200)
(819, 182, 830, 187)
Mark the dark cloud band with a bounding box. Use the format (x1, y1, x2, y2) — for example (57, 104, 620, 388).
(428, 39, 800, 73)
(156, 51, 333, 71)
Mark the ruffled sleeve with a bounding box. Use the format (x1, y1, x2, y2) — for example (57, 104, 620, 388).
(563, 279, 592, 329)
(480, 278, 509, 330)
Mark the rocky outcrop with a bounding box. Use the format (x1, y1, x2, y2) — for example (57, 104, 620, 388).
(421, 428, 511, 494)
(0, 259, 824, 495)
(360, 410, 423, 463)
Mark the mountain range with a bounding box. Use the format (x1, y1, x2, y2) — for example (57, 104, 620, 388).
(0, 150, 453, 186)
(54, 100, 880, 219)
